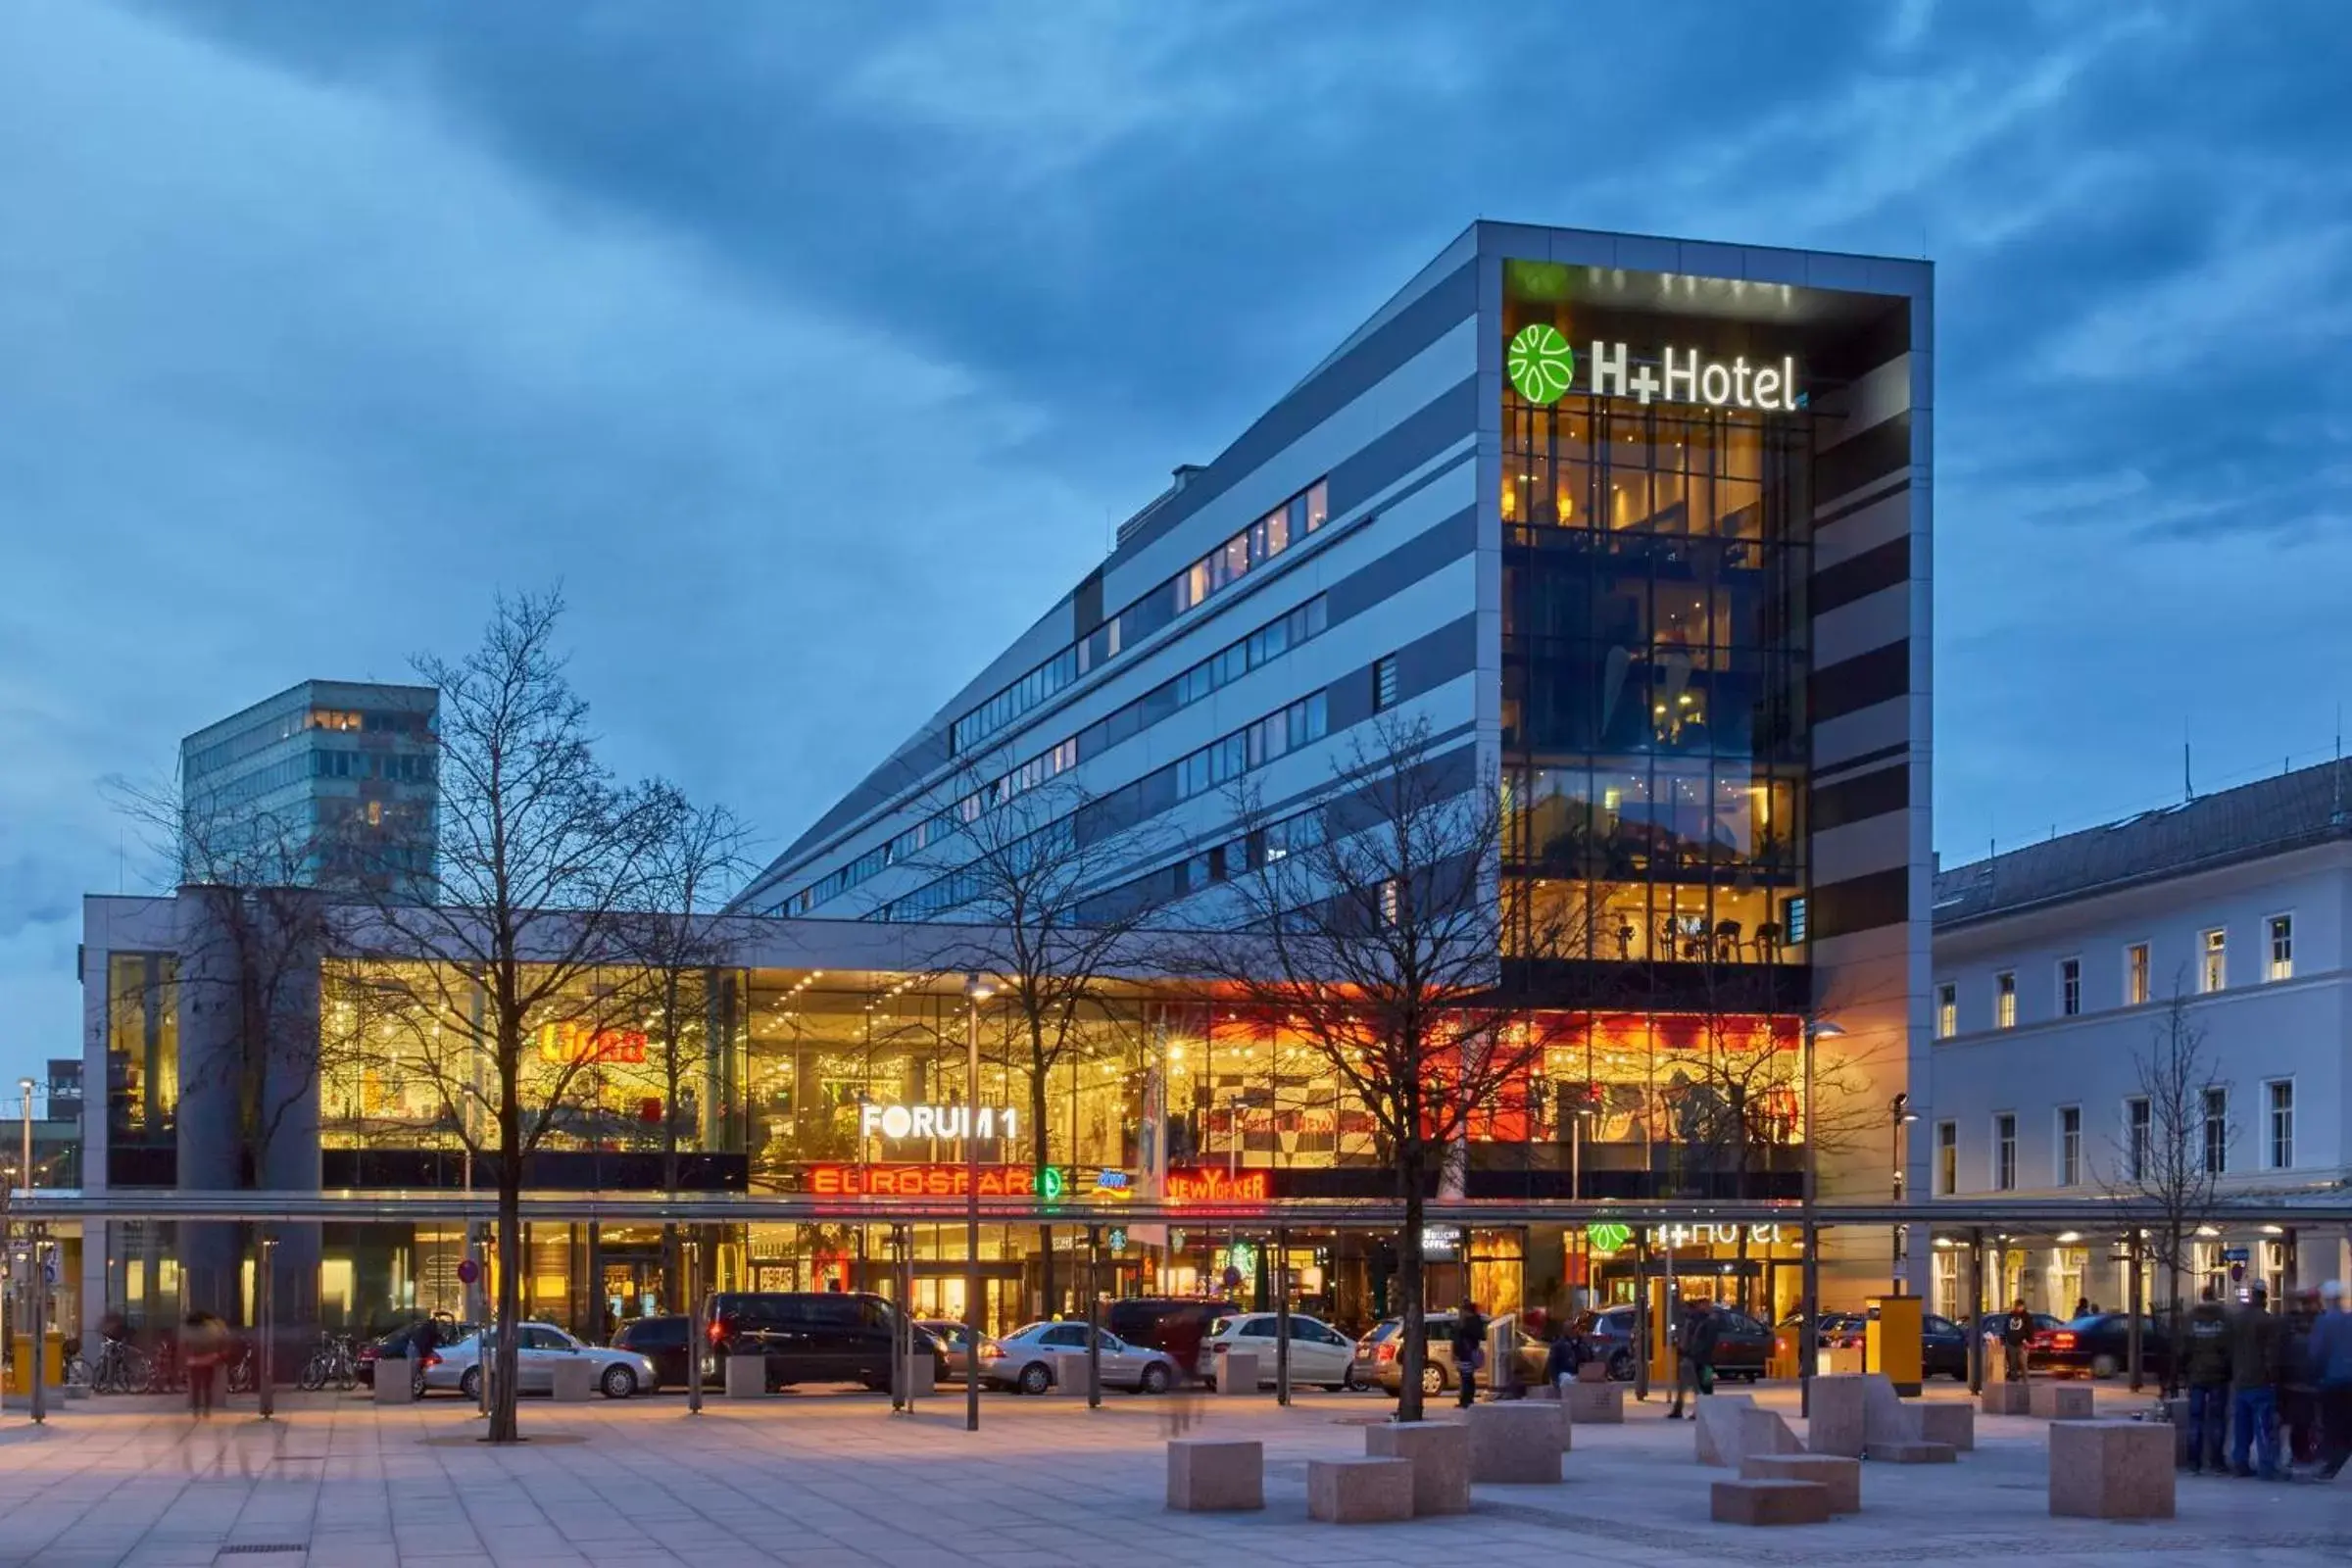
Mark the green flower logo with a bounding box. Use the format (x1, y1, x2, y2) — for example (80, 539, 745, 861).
(1586, 1221, 1632, 1254)
(1507, 322, 1575, 405)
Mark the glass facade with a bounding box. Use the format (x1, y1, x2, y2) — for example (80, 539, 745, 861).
(1497, 269, 1810, 973)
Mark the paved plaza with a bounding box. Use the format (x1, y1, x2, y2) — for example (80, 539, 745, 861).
(0, 1382, 2344, 1568)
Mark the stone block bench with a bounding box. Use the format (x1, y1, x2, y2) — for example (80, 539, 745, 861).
(1464, 1401, 1563, 1482)
(2049, 1420, 2174, 1519)
(1166, 1440, 1262, 1512)
(1914, 1402, 1975, 1450)
(1692, 1393, 1757, 1465)
(723, 1355, 767, 1397)
(1215, 1349, 1260, 1395)
(1048, 1351, 1091, 1396)
(1711, 1478, 1831, 1526)
(1309, 1458, 1414, 1523)
(1865, 1440, 1956, 1463)
(1740, 1453, 1861, 1513)
(1364, 1420, 1469, 1516)
(1807, 1374, 1870, 1457)
(1981, 1384, 2030, 1415)
(1566, 1381, 1625, 1423)
(2030, 1382, 2094, 1420)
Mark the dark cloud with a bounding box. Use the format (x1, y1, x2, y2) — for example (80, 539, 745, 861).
(4, 0, 2351, 1083)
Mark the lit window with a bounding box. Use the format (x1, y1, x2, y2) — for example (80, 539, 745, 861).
(2268, 1081, 2294, 1169)
(2126, 943, 2150, 1005)
(2199, 928, 2226, 994)
(1935, 983, 1956, 1040)
(1373, 656, 1398, 712)
(2058, 1106, 2081, 1187)
(2059, 957, 2081, 1017)
(1380, 878, 1400, 925)
(2203, 1087, 2228, 1175)
(1935, 1121, 1957, 1196)
(1994, 971, 2016, 1029)
(2268, 915, 2293, 982)
(1993, 1113, 2016, 1192)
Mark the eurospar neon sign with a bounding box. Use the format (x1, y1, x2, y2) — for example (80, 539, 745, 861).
(1507, 322, 1801, 413)
(805, 1163, 1260, 1200)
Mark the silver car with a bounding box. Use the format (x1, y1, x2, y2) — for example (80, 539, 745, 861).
(981, 1322, 1178, 1395)
(424, 1321, 660, 1399)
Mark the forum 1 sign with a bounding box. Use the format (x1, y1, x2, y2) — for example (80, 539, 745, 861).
(858, 1102, 1019, 1141)
(1507, 322, 1801, 413)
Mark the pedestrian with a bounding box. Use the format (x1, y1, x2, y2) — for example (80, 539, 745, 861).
(1544, 1318, 1585, 1391)
(1451, 1301, 1488, 1408)
(2001, 1298, 2032, 1383)
(2306, 1279, 2352, 1480)
(410, 1314, 441, 1399)
(1668, 1298, 1721, 1419)
(2281, 1288, 2322, 1467)
(2226, 1284, 2285, 1479)
(2073, 1296, 2090, 1321)
(1158, 1311, 1206, 1438)
(183, 1311, 224, 1420)
(2181, 1286, 2232, 1473)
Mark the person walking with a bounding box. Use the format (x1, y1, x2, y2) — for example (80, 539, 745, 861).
(183, 1311, 225, 1420)
(2227, 1283, 2284, 1480)
(2281, 1287, 2322, 1468)
(2181, 1287, 2232, 1473)
(2305, 1279, 2352, 1480)
(1451, 1301, 1489, 1408)
(1667, 1298, 1721, 1419)
(2001, 1298, 2032, 1383)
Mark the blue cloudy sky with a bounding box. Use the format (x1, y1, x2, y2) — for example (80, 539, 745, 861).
(4, 1, 2349, 1088)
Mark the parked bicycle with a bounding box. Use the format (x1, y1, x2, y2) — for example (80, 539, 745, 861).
(298, 1333, 358, 1393)
(226, 1341, 257, 1394)
(87, 1337, 153, 1396)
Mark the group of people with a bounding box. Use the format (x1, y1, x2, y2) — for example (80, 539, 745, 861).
(2182, 1280, 2352, 1480)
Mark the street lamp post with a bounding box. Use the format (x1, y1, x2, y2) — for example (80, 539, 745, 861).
(18, 1078, 33, 1197)
(1889, 1093, 1918, 1294)
(963, 972, 995, 1435)
(1799, 1018, 1844, 1418)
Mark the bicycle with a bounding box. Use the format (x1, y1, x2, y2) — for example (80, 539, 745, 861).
(89, 1338, 153, 1396)
(298, 1333, 358, 1393)
(226, 1342, 257, 1395)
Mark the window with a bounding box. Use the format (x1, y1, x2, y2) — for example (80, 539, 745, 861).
(2268, 915, 2293, 981)
(1372, 655, 1399, 712)
(2267, 1081, 2294, 1169)
(2126, 1097, 2151, 1181)
(2127, 942, 2150, 1005)
(1380, 878, 1401, 925)
(1935, 984, 1956, 1040)
(2199, 927, 2227, 993)
(2057, 1105, 2082, 1187)
(2059, 957, 2081, 1017)
(1993, 1113, 2017, 1191)
(2203, 1087, 2228, 1175)
(1935, 1121, 1957, 1196)
(1994, 971, 2017, 1029)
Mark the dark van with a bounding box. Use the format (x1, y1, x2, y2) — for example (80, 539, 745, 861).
(1105, 1298, 1239, 1370)
(706, 1292, 936, 1392)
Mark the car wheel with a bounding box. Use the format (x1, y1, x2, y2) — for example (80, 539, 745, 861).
(459, 1367, 481, 1401)
(1420, 1362, 1446, 1397)
(1340, 1365, 1361, 1393)
(2090, 1353, 2120, 1379)
(1017, 1361, 1053, 1396)
(601, 1365, 638, 1399)
(1141, 1363, 1172, 1395)
(1607, 1349, 1635, 1382)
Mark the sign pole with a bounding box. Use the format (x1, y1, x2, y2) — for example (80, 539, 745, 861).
(684, 1238, 703, 1416)
(1085, 1226, 1102, 1410)
(28, 1225, 46, 1426)
(1275, 1225, 1291, 1407)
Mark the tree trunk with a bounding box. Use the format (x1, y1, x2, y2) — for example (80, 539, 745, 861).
(1397, 1157, 1428, 1424)
(1029, 1058, 1054, 1318)
(489, 1019, 523, 1444)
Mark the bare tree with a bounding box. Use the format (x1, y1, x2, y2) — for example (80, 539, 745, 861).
(347, 590, 677, 1442)
(2100, 986, 2231, 1395)
(1175, 715, 1580, 1421)
(883, 761, 1171, 1320)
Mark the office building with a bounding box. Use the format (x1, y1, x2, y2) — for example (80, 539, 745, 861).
(1924, 758, 2352, 1316)
(178, 679, 438, 895)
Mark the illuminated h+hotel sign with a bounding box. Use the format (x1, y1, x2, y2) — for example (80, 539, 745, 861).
(1507, 322, 1801, 413)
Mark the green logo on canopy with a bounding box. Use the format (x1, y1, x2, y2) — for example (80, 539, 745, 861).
(1507, 322, 1576, 405)
(1038, 1166, 1065, 1201)
(1586, 1221, 1632, 1254)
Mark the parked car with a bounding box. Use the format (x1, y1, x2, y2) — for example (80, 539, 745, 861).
(1349, 1319, 1402, 1389)
(1568, 1304, 1772, 1383)
(1103, 1298, 1238, 1372)
(2028, 1312, 2174, 1380)
(1364, 1312, 1547, 1397)
(916, 1319, 1000, 1382)
(1784, 1308, 1969, 1379)
(610, 1315, 710, 1391)
(705, 1292, 942, 1392)
(1203, 1312, 1361, 1391)
(1976, 1309, 2062, 1345)
(357, 1317, 476, 1388)
(980, 1322, 1179, 1395)
(424, 1322, 659, 1399)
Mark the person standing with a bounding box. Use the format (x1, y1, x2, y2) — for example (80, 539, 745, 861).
(2280, 1288, 2322, 1468)
(1451, 1301, 1489, 1408)
(1668, 1299, 1720, 1419)
(2227, 1283, 2284, 1480)
(2001, 1298, 2032, 1383)
(2180, 1287, 2232, 1473)
(410, 1315, 441, 1400)
(2073, 1296, 2091, 1321)
(2306, 1280, 2352, 1480)
(183, 1311, 224, 1420)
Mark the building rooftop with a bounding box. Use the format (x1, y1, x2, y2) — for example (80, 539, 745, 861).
(1934, 758, 2352, 928)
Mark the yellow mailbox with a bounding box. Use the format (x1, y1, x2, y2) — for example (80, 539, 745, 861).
(1867, 1294, 1924, 1396)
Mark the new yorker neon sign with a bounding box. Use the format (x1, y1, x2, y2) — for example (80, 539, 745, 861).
(1508, 322, 1801, 413)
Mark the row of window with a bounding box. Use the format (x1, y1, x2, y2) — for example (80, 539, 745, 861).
(879, 689, 1334, 922)
(950, 478, 1330, 755)
(1936, 915, 2295, 1038)
(781, 596, 1332, 916)
(1940, 1080, 2297, 1193)
(184, 705, 429, 780)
